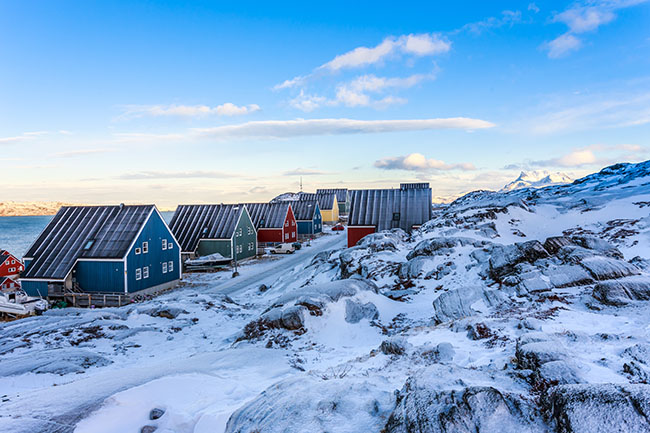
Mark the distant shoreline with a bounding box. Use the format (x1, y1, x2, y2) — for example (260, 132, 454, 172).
(0, 203, 175, 217)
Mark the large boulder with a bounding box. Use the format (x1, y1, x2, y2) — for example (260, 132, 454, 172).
(579, 256, 641, 281)
(548, 384, 650, 433)
(384, 383, 546, 433)
(407, 237, 485, 260)
(344, 299, 379, 324)
(592, 277, 650, 306)
(488, 241, 549, 280)
(225, 375, 394, 433)
(432, 287, 508, 324)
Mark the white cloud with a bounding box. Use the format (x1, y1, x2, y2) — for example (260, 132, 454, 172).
(544, 0, 649, 58)
(374, 152, 476, 171)
(0, 136, 28, 145)
(53, 149, 116, 158)
(117, 170, 238, 180)
(276, 33, 450, 90)
(283, 168, 330, 176)
(118, 103, 261, 119)
(288, 90, 329, 112)
(544, 33, 582, 58)
(194, 117, 494, 140)
(459, 10, 522, 34)
(532, 143, 649, 167)
(528, 3, 540, 13)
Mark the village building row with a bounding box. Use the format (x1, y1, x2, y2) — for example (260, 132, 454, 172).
(297, 192, 339, 223)
(20, 205, 181, 297)
(316, 188, 349, 214)
(347, 183, 432, 248)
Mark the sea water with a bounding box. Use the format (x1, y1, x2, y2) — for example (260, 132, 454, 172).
(0, 212, 174, 259)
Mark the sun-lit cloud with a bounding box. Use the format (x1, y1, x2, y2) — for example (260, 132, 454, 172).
(193, 117, 495, 140)
(374, 153, 476, 171)
(544, 33, 582, 58)
(117, 103, 261, 120)
(531, 144, 649, 167)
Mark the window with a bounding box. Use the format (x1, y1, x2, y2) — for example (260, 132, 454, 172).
(248, 242, 253, 251)
(11, 260, 15, 264)
(143, 242, 149, 253)
(8, 267, 15, 273)
(247, 226, 253, 235)
(135, 268, 142, 280)
(135, 247, 141, 255)
(162, 262, 168, 273)
(168, 261, 173, 272)
(168, 242, 173, 249)
(162, 239, 167, 250)
(285, 232, 289, 240)
(285, 220, 289, 227)
(143, 266, 149, 279)
(392, 212, 401, 221)
(237, 228, 242, 237)
(83, 239, 95, 250)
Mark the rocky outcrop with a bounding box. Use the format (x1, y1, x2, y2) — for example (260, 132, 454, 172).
(432, 287, 508, 324)
(547, 384, 650, 433)
(592, 277, 650, 306)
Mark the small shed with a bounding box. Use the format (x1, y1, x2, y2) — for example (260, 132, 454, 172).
(0, 276, 20, 291)
(299, 192, 339, 223)
(170, 204, 257, 262)
(317, 188, 349, 214)
(0, 250, 24, 278)
(244, 202, 297, 244)
(291, 200, 322, 237)
(347, 183, 432, 247)
(21, 205, 181, 297)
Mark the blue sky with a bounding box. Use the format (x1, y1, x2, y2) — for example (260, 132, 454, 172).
(1, 0, 649, 207)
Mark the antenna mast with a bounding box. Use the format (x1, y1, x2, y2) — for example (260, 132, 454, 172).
(300, 176, 303, 192)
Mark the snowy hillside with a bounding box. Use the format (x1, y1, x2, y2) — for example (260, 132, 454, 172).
(500, 170, 573, 192)
(1, 161, 650, 433)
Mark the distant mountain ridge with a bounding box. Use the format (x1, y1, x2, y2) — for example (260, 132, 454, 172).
(500, 170, 573, 192)
(0, 201, 81, 217)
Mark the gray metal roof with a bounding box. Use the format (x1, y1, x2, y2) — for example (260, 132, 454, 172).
(23, 205, 154, 280)
(170, 204, 244, 253)
(0, 254, 8, 266)
(316, 188, 348, 203)
(298, 192, 336, 210)
(400, 183, 430, 190)
(348, 188, 432, 231)
(291, 200, 319, 221)
(244, 202, 290, 229)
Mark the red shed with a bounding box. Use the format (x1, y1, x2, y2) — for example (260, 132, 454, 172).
(0, 250, 23, 278)
(0, 276, 20, 291)
(244, 202, 297, 244)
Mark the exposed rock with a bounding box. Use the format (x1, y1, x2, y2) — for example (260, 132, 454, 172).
(538, 361, 580, 385)
(434, 343, 455, 362)
(139, 306, 188, 320)
(149, 408, 165, 420)
(548, 384, 650, 433)
(543, 236, 576, 255)
(432, 287, 508, 324)
(592, 277, 650, 306)
(623, 343, 650, 365)
(488, 240, 549, 280)
(398, 257, 433, 280)
(579, 256, 641, 281)
(385, 383, 546, 433)
(380, 337, 411, 356)
(407, 237, 485, 260)
(571, 235, 624, 259)
(545, 264, 594, 288)
(516, 341, 565, 370)
(141, 426, 157, 433)
(357, 230, 408, 252)
(344, 299, 379, 324)
(258, 284, 269, 293)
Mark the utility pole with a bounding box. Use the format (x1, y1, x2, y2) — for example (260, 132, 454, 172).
(300, 176, 303, 192)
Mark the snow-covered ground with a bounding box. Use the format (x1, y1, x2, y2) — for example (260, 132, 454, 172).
(2, 161, 650, 433)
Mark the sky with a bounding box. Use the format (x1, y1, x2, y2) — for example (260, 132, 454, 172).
(1, 0, 650, 208)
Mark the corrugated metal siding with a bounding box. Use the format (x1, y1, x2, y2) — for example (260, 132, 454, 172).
(126, 210, 180, 293)
(316, 188, 348, 203)
(170, 204, 243, 252)
(23, 205, 153, 280)
(297, 192, 336, 211)
(197, 239, 232, 258)
(291, 200, 318, 220)
(348, 188, 432, 231)
(74, 261, 125, 292)
(243, 202, 290, 229)
(400, 183, 430, 190)
(297, 221, 313, 235)
(22, 280, 48, 297)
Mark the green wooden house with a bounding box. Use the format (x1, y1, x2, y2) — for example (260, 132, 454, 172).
(170, 204, 257, 262)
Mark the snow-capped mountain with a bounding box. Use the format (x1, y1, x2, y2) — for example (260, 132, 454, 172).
(500, 170, 573, 192)
(2, 161, 650, 433)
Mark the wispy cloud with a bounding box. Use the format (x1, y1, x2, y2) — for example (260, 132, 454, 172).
(374, 153, 476, 171)
(531, 144, 649, 167)
(117, 170, 238, 180)
(0, 131, 66, 145)
(274, 33, 450, 91)
(194, 117, 494, 140)
(117, 103, 261, 120)
(53, 149, 116, 158)
(0, 136, 29, 145)
(457, 10, 522, 35)
(283, 168, 330, 176)
(543, 0, 649, 58)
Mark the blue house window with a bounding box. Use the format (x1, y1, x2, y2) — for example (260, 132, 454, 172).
(168, 261, 173, 272)
(135, 268, 142, 280)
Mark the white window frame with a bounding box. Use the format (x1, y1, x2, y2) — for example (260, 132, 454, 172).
(135, 268, 142, 280)
(285, 232, 289, 240)
(162, 239, 167, 250)
(135, 247, 141, 255)
(143, 266, 149, 279)
(143, 242, 149, 254)
(162, 262, 167, 273)
(168, 261, 173, 272)
(168, 242, 173, 249)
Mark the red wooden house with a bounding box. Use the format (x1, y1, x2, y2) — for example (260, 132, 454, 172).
(244, 202, 297, 244)
(0, 276, 20, 291)
(0, 250, 23, 278)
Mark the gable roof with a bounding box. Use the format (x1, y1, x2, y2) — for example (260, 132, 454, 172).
(23, 205, 155, 280)
(244, 202, 290, 229)
(291, 200, 319, 221)
(170, 204, 245, 253)
(0, 254, 8, 266)
(298, 192, 336, 210)
(316, 188, 348, 203)
(0, 276, 12, 286)
(348, 187, 432, 232)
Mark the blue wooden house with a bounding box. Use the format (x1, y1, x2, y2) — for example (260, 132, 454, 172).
(21, 204, 181, 297)
(291, 200, 322, 237)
